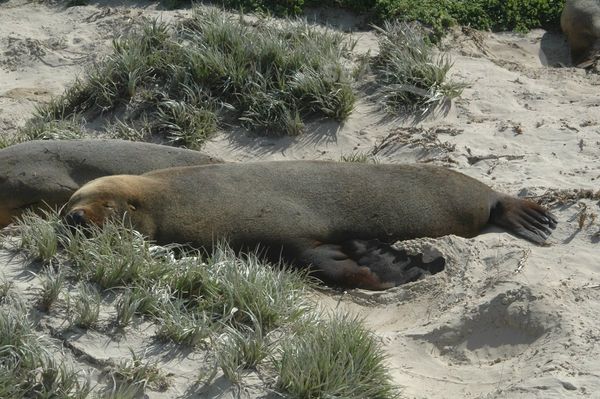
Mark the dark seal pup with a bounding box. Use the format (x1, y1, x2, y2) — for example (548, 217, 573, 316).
(0, 139, 222, 228)
(63, 161, 557, 290)
(561, 0, 600, 66)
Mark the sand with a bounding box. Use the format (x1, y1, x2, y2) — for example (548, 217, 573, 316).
(1, 1, 599, 398)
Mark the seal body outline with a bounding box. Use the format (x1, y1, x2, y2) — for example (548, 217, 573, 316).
(64, 161, 557, 290)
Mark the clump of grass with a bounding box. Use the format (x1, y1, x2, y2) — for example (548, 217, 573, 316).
(216, 314, 271, 383)
(104, 349, 170, 394)
(37, 266, 65, 311)
(60, 221, 168, 289)
(154, 299, 215, 347)
(12, 211, 401, 395)
(16, 209, 62, 264)
(0, 277, 14, 303)
(276, 313, 398, 399)
(0, 298, 90, 398)
(114, 287, 156, 327)
(30, 8, 356, 144)
(18, 116, 85, 142)
(340, 151, 379, 163)
(373, 20, 466, 115)
(156, 100, 218, 148)
(206, 246, 312, 331)
(68, 283, 102, 329)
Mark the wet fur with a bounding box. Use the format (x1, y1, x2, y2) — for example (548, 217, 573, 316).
(64, 161, 557, 290)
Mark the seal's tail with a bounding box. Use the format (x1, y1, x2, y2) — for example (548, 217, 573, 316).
(490, 196, 558, 244)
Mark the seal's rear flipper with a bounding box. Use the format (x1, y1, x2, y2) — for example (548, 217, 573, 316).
(298, 239, 445, 290)
(491, 196, 558, 244)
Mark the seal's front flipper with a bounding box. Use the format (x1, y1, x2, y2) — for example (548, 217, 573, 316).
(491, 196, 558, 244)
(297, 239, 445, 290)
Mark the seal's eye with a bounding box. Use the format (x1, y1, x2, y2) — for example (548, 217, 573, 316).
(128, 204, 136, 212)
(103, 203, 114, 210)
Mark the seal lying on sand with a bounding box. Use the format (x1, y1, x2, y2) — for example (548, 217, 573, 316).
(64, 161, 557, 290)
(561, 0, 600, 66)
(0, 139, 222, 228)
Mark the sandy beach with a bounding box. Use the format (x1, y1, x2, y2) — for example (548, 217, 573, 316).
(1, 1, 599, 397)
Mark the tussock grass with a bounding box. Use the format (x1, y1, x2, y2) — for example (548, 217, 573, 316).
(216, 314, 271, 382)
(340, 151, 379, 163)
(68, 283, 102, 329)
(19, 117, 86, 142)
(37, 266, 65, 311)
(115, 288, 156, 327)
(16, 209, 62, 265)
(374, 21, 465, 115)
(276, 313, 399, 399)
(60, 222, 168, 289)
(104, 349, 170, 393)
(32, 8, 356, 144)
(0, 277, 14, 303)
(154, 299, 215, 346)
(12, 211, 399, 396)
(0, 298, 91, 398)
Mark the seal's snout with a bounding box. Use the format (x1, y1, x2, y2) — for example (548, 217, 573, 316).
(66, 209, 87, 226)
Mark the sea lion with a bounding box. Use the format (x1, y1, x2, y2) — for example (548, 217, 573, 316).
(561, 0, 600, 66)
(0, 139, 222, 228)
(63, 161, 557, 290)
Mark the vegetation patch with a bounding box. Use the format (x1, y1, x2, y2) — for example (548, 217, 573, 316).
(9, 210, 398, 397)
(153, 1, 565, 40)
(20, 6, 468, 145)
(373, 21, 466, 114)
(0, 299, 91, 398)
(276, 312, 399, 398)
(30, 8, 356, 146)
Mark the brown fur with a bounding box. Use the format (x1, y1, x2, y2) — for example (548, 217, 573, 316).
(561, 0, 600, 66)
(64, 161, 557, 290)
(0, 139, 222, 228)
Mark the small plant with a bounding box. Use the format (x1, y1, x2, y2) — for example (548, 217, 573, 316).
(104, 349, 170, 393)
(154, 299, 215, 347)
(156, 100, 218, 148)
(16, 209, 61, 264)
(37, 266, 65, 311)
(216, 314, 271, 383)
(61, 220, 167, 289)
(69, 283, 102, 329)
(115, 287, 157, 327)
(0, 298, 89, 398)
(276, 313, 398, 399)
(106, 118, 150, 142)
(373, 21, 466, 115)
(18, 117, 85, 142)
(0, 277, 13, 303)
(340, 151, 379, 163)
(207, 245, 312, 331)
(98, 382, 144, 399)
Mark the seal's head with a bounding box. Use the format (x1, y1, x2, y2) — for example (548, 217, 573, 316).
(63, 175, 142, 228)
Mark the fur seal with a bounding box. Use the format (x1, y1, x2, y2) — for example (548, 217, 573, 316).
(561, 0, 600, 66)
(0, 139, 222, 228)
(64, 161, 557, 290)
